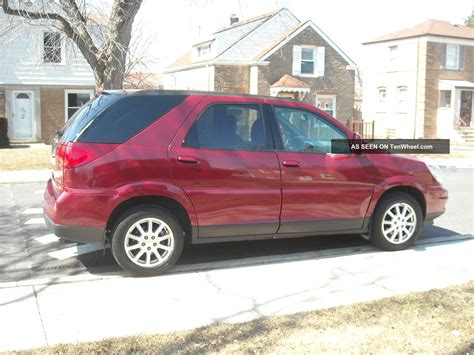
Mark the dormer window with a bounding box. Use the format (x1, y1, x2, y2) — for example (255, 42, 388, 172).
(43, 32, 63, 64)
(197, 44, 211, 58)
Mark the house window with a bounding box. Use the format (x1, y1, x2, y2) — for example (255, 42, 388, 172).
(445, 44, 462, 70)
(316, 95, 336, 117)
(389, 45, 398, 64)
(43, 32, 63, 63)
(439, 90, 452, 108)
(377, 87, 387, 102)
(397, 86, 408, 112)
(197, 44, 211, 57)
(301, 48, 316, 75)
(65, 91, 94, 120)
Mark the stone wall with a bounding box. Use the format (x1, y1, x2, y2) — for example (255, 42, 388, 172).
(214, 65, 250, 93)
(258, 26, 355, 123)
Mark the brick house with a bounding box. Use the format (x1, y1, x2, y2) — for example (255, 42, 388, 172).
(164, 8, 357, 123)
(362, 20, 474, 140)
(0, 11, 95, 143)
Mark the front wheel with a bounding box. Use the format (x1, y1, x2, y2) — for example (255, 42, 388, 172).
(111, 207, 184, 276)
(370, 192, 423, 251)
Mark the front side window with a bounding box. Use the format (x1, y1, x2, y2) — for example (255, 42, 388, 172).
(274, 106, 347, 154)
(445, 44, 460, 70)
(184, 104, 267, 151)
(301, 47, 316, 75)
(43, 32, 63, 63)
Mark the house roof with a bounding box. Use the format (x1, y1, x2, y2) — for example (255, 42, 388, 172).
(213, 9, 281, 34)
(364, 20, 474, 44)
(271, 74, 311, 88)
(166, 50, 192, 70)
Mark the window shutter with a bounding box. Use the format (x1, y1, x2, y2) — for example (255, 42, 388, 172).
(459, 45, 464, 70)
(316, 46, 325, 77)
(292, 45, 301, 76)
(441, 43, 447, 68)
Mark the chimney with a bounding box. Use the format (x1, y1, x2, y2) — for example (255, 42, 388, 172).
(230, 14, 239, 26)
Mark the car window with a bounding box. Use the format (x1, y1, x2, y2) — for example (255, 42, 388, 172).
(183, 104, 267, 151)
(273, 106, 348, 153)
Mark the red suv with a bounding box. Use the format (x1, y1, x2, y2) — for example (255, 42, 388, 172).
(44, 91, 448, 276)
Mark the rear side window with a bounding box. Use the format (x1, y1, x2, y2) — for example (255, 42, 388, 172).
(77, 94, 187, 143)
(183, 104, 268, 151)
(61, 93, 119, 142)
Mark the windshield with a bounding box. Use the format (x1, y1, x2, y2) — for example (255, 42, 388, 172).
(59, 93, 120, 143)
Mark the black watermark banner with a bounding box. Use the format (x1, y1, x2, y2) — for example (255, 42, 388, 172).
(331, 139, 450, 154)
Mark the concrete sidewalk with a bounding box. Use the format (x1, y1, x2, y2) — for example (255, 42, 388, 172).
(0, 235, 472, 352)
(0, 169, 50, 184)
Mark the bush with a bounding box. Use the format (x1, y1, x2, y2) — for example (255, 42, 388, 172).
(0, 116, 10, 148)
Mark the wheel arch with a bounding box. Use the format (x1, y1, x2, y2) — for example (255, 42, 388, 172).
(373, 185, 426, 219)
(106, 195, 193, 242)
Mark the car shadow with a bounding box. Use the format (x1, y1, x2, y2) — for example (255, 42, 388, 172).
(77, 225, 465, 277)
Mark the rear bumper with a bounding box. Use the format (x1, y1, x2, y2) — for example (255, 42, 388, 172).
(44, 212, 104, 244)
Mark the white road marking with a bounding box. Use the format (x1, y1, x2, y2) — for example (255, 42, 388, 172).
(21, 208, 43, 215)
(34, 190, 44, 194)
(35, 234, 60, 244)
(48, 244, 103, 260)
(24, 217, 46, 225)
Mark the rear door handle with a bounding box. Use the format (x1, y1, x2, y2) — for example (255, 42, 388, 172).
(178, 156, 199, 164)
(282, 160, 301, 168)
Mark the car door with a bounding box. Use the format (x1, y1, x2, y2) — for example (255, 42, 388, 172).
(169, 96, 281, 239)
(268, 103, 381, 235)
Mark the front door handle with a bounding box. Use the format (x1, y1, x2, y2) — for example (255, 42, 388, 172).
(178, 156, 199, 164)
(282, 160, 301, 168)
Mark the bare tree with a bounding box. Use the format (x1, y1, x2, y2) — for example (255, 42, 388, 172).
(1, 0, 143, 89)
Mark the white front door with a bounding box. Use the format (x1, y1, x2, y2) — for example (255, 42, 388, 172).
(13, 91, 35, 139)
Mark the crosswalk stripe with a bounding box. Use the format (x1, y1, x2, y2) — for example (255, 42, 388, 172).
(22, 208, 43, 215)
(24, 217, 46, 225)
(35, 234, 60, 244)
(48, 244, 103, 260)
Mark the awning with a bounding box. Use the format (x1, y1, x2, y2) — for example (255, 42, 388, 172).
(270, 74, 311, 97)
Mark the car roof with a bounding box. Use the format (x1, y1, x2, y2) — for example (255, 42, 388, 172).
(102, 89, 299, 103)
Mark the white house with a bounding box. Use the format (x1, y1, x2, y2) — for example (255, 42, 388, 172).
(362, 20, 474, 140)
(0, 10, 95, 143)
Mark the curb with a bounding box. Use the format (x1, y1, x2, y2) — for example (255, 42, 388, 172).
(0, 234, 471, 290)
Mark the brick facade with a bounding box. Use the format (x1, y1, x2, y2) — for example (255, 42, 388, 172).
(40, 87, 67, 143)
(214, 65, 250, 93)
(424, 42, 474, 138)
(0, 88, 5, 117)
(258, 26, 355, 123)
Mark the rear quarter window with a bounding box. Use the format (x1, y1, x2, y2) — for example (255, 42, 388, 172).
(77, 94, 187, 143)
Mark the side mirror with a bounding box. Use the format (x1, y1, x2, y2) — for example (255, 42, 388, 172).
(351, 132, 363, 155)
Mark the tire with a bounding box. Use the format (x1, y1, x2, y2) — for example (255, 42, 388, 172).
(111, 206, 184, 276)
(370, 192, 423, 251)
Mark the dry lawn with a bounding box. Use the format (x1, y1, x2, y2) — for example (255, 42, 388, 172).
(0, 144, 51, 171)
(24, 281, 474, 354)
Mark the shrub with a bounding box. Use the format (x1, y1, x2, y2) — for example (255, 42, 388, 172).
(0, 116, 10, 148)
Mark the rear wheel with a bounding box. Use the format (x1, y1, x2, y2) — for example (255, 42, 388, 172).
(111, 207, 184, 276)
(370, 192, 423, 251)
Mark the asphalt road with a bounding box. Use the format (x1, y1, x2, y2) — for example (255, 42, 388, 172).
(0, 168, 472, 283)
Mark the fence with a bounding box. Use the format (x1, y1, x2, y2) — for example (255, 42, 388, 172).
(346, 119, 375, 139)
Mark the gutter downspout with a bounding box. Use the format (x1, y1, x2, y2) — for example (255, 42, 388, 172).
(413, 36, 420, 139)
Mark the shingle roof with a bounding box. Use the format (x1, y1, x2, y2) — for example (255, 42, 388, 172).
(271, 74, 311, 88)
(166, 50, 192, 70)
(213, 9, 281, 34)
(364, 19, 474, 44)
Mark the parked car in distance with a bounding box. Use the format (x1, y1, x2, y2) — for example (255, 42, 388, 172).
(44, 90, 448, 276)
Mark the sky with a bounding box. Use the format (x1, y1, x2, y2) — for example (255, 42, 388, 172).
(136, 0, 473, 71)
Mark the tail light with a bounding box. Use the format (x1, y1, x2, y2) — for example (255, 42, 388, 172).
(55, 142, 117, 187)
